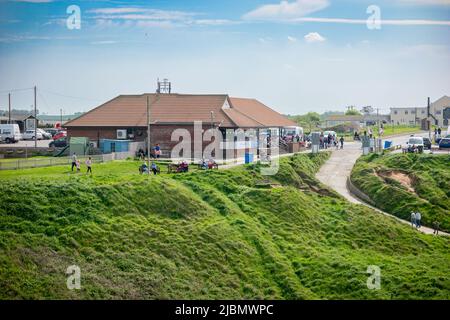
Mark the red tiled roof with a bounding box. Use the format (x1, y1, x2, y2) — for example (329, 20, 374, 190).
(229, 97, 297, 127)
(65, 93, 296, 128)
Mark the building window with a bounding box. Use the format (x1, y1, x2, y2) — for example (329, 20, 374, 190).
(421, 110, 425, 114)
(411, 110, 416, 114)
(436, 110, 442, 115)
(394, 111, 398, 115)
(405, 110, 408, 115)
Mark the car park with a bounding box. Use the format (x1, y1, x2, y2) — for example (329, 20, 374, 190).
(37, 128, 52, 139)
(22, 130, 43, 140)
(45, 128, 61, 137)
(439, 138, 450, 149)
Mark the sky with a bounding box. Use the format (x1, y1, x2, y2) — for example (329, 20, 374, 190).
(0, 0, 449, 116)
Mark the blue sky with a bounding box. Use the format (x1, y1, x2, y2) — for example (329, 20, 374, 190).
(0, 0, 449, 115)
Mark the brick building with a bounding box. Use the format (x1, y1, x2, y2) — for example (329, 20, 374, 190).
(64, 93, 297, 158)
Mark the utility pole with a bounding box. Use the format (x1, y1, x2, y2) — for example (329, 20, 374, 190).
(8, 93, 11, 124)
(60, 108, 63, 125)
(147, 95, 151, 174)
(34, 86, 37, 148)
(427, 97, 431, 140)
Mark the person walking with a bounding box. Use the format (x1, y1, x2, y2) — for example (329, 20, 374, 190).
(410, 212, 416, 228)
(71, 152, 77, 171)
(340, 136, 344, 149)
(415, 211, 422, 228)
(85, 157, 93, 175)
(432, 221, 440, 235)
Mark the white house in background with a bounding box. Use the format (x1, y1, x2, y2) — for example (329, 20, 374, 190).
(390, 107, 426, 125)
(389, 95, 450, 127)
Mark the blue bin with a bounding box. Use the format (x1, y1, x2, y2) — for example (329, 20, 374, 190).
(384, 141, 392, 149)
(245, 153, 254, 164)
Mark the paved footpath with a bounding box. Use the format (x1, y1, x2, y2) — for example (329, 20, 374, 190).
(316, 133, 448, 236)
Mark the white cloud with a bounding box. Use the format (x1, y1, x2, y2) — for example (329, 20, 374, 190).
(304, 32, 326, 43)
(243, 0, 329, 21)
(193, 19, 239, 26)
(294, 17, 450, 26)
(287, 35, 298, 42)
(396, 0, 450, 5)
(87, 8, 148, 14)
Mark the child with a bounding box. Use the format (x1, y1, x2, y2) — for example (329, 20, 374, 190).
(85, 157, 92, 175)
(76, 160, 81, 172)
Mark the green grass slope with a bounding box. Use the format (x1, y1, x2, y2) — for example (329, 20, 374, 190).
(351, 153, 450, 232)
(0, 153, 449, 299)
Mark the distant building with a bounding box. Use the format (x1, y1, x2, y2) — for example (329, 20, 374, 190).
(429, 95, 450, 127)
(0, 114, 38, 131)
(390, 107, 426, 125)
(38, 113, 84, 127)
(322, 115, 364, 128)
(389, 95, 449, 127)
(362, 114, 390, 126)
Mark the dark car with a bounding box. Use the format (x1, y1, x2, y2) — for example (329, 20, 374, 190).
(49, 137, 67, 148)
(439, 138, 450, 149)
(422, 137, 432, 150)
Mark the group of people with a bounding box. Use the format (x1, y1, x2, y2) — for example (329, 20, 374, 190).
(71, 153, 93, 174)
(199, 158, 217, 170)
(410, 211, 422, 229)
(320, 134, 345, 150)
(137, 144, 162, 161)
(411, 211, 441, 235)
(176, 160, 189, 173)
(139, 162, 160, 175)
(434, 127, 443, 142)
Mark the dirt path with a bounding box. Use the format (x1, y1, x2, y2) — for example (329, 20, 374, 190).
(315, 133, 448, 236)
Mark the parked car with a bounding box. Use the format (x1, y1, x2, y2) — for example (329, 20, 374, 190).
(406, 136, 424, 153)
(439, 138, 450, 149)
(49, 136, 67, 148)
(422, 137, 432, 150)
(53, 131, 67, 141)
(37, 128, 52, 139)
(22, 129, 43, 140)
(0, 124, 22, 143)
(45, 128, 61, 137)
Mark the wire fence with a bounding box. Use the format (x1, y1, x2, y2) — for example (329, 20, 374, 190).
(0, 152, 133, 171)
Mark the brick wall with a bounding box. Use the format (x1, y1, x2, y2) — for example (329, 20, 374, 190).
(67, 125, 228, 159)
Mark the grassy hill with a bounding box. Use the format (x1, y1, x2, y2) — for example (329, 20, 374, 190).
(351, 153, 450, 233)
(0, 153, 449, 299)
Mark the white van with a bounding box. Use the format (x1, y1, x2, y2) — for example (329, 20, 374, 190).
(283, 126, 304, 140)
(0, 124, 22, 143)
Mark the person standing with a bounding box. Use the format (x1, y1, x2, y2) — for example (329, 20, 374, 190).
(410, 212, 416, 228)
(71, 152, 77, 171)
(415, 211, 422, 228)
(85, 157, 93, 175)
(340, 136, 344, 149)
(432, 221, 440, 235)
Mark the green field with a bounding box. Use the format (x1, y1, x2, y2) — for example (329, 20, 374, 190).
(0, 154, 449, 299)
(351, 153, 450, 232)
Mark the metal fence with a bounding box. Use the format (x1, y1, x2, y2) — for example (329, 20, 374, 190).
(0, 151, 134, 171)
